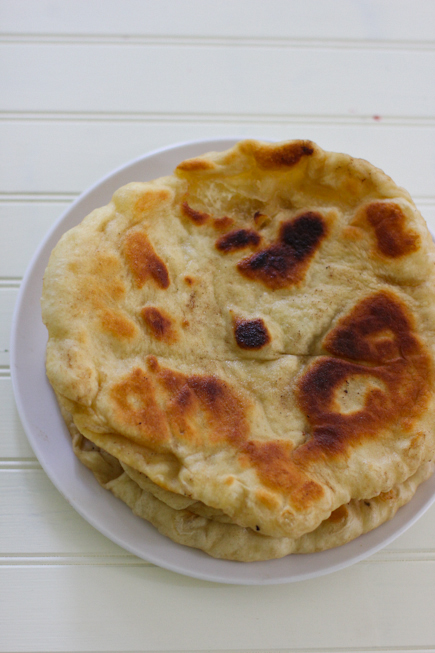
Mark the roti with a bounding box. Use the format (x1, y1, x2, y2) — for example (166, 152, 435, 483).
(42, 139, 435, 551)
(66, 418, 434, 561)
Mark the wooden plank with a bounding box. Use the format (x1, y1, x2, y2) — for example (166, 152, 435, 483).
(1, 121, 435, 199)
(0, 288, 16, 367)
(1, 468, 435, 557)
(1, 560, 435, 651)
(0, 202, 68, 278)
(380, 500, 435, 552)
(0, 469, 125, 555)
(1, 0, 434, 42)
(0, 377, 34, 458)
(2, 44, 435, 117)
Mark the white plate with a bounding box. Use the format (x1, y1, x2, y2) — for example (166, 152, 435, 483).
(10, 138, 435, 585)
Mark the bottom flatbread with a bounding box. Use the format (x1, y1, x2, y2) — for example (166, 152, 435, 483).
(65, 407, 433, 561)
(111, 459, 433, 561)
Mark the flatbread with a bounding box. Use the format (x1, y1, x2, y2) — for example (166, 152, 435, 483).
(42, 139, 435, 547)
(107, 462, 435, 561)
(68, 423, 434, 561)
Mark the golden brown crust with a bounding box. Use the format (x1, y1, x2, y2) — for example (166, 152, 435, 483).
(364, 201, 420, 258)
(141, 307, 177, 343)
(124, 230, 170, 289)
(176, 158, 216, 172)
(134, 189, 172, 219)
(109, 368, 172, 449)
(213, 216, 234, 231)
(100, 309, 138, 340)
(181, 200, 210, 225)
(243, 139, 315, 170)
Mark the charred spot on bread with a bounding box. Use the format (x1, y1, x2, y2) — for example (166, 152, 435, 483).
(216, 229, 261, 253)
(238, 212, 327, 289)
(234, 317, 271, 349)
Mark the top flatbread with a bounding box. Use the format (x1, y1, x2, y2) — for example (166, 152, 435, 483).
(42, 139, 435, 540)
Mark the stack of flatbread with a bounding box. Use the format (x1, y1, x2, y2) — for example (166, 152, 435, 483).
(41, 139, 435, 561)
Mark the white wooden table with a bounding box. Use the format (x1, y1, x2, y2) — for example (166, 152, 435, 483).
(2, 1, 435, 650)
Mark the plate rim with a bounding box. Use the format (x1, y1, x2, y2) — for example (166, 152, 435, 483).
(10, 137, 435, 585)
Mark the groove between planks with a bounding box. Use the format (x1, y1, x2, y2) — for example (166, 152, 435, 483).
(0, 279, 22, 288)
(63, 648, 435, 653)
(1, 33, 435, 51)
(0, 459, 40, 470)
(3, 649, 432, 653)
(0, 193, 77, 203)
(1, 111, 435, 126)
(0, 554, 154, 567)
(1, 551, 435, 566)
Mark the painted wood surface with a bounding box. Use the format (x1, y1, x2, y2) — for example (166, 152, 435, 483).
(2, 1, 435, 651)
(2, 562, 435, 651)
